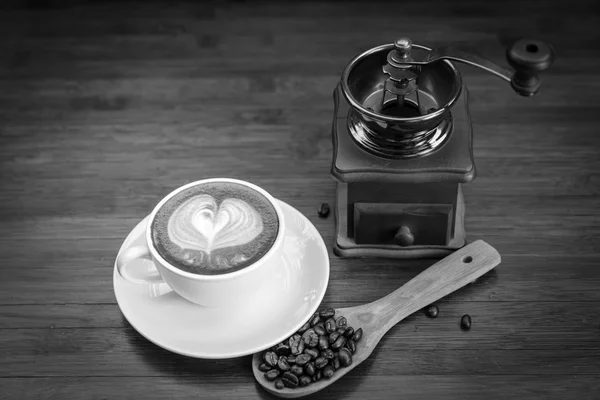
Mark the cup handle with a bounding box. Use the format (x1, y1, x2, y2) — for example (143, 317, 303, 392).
(116, 244, 164, 284)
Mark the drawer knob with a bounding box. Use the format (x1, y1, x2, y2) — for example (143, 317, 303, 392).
(394, 225, 414, 247)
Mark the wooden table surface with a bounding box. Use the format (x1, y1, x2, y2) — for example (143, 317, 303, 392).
(1, 1, 599, 399)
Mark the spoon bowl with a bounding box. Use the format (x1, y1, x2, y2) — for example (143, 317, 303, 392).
(252, 240, 501, 398)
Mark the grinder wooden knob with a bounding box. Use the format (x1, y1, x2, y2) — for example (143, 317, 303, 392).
(394, 225, 414, 247)
(506, 38, 555, 96)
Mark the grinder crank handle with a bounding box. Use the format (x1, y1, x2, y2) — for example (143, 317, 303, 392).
(393, 38, 555, 96)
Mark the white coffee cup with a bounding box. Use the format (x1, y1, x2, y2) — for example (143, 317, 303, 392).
(115, 178, 286, 308)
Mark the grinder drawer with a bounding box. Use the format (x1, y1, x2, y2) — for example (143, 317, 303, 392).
(353, 203, 453, 246)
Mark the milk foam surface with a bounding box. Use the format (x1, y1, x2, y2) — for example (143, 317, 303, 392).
(151, 182, 279, 275)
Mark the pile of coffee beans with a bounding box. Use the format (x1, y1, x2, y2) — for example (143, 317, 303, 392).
(258, 308, 363, 389)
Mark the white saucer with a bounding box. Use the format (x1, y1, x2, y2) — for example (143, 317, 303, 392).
(113, 199, 330, 359)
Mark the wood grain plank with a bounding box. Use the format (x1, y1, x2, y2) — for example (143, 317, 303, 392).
(1, 302, 598, 357)
(0, 376, 597, 400)
(1, 247, 599, 304)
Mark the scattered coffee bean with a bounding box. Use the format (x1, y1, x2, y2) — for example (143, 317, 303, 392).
(289, 334, 305, 355)
(274, 343, 291, 357)
(343, 327, 354, 338)
(320, 308, 335, 319)
(461, 314, 472, 330)
(310, 314, 321, 327)
(425, 304, 439, 318)
(332, 356, 341, 370)
(275, 379, 285, 389)
(287, 355, 296, 364)
(258, 363, 271, 372)
(297, 321, 311, 334)
(336, 317, 347, 328)
(346, 339, 356, 354)
(315, 357, 328, 369)
(302, 329, 319, 348)
(314, 325, 326, 336)
(305, 362, 316, 377)
(265, 369, 280, 381)
(282, 371, 299, 388)
(290, 364, 304, 376)
(295, 354, 311, 366)
(304, 348, 319, 360)
(338, 348, 353, 367)
(277, 356, 290, 371)
(331, 336, 346, 350)
(299, 375, 312, 387)
(325, 318, 337, 333)
(264, 351, 278, 367)
(322, 348, 335, 359)
(318, 335, 329, 350)
(318, 203, 330, 218)
(353, 328, 363, 342)
(322, 366, 335, 378)
(328, 331, 340, 344)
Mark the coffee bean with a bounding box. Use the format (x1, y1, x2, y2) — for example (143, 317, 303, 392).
(310, 314, 321, 326)
(346, 339, 356, 354)
(331, 336, 346, 350)
(353, 328, 363, 342)
(258, 363, 271, 372)
(338, 348, 353, 367)
(299, 375, 312, 387)
(322, 366, 335, 378)
(320, 308, 335, 319)
(325, 318, 337, 333)
(343, 327, 354, 338)
(316, 370, 322, 381)
(264, 351, 278, 367)
(282, 371, 299, 388)
(287, 355, 296, 364)
(328, 331, 340, 344)
(290, 364, 304, 376)
(304, 348, 319, 360)
(318, 203, 330, 218)
(277, 356, 290, 371)
(337, 328, 346, 335)
(336, 316, 347, 328)
(425, 304, 439, 318)
(318, 335, 329, 350)
(332, 356, 341, 370)
(314, 325, 326, 336)
(322, 348, 335, 359)
(461, 314, 472, 330)
(305, 362, 316, 377)
(295, 353, 311, 366)
(302, 329, 319, 348)
(315, 357, 328, 369)
(289, 334, 305, 355)
(265, 369, 280, 381)
(297, 321, 311, 334)
(312, 374, 318, 382)
(274, 343, 291, 357)
(275, 378, 284, 389)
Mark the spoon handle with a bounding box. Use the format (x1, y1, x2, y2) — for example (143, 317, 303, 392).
(367, 240, 501, 336)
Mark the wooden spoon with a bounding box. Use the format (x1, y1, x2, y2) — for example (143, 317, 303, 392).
(252, 240, 501, 398)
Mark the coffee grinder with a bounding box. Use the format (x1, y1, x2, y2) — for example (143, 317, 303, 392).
(331, 37, 554, 258)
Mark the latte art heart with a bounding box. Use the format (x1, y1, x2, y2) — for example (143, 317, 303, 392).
(167, 195, 264, 256)
(151, 181, 279, 275)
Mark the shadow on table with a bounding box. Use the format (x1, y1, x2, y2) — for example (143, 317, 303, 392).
(123, 316, 372, 399)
